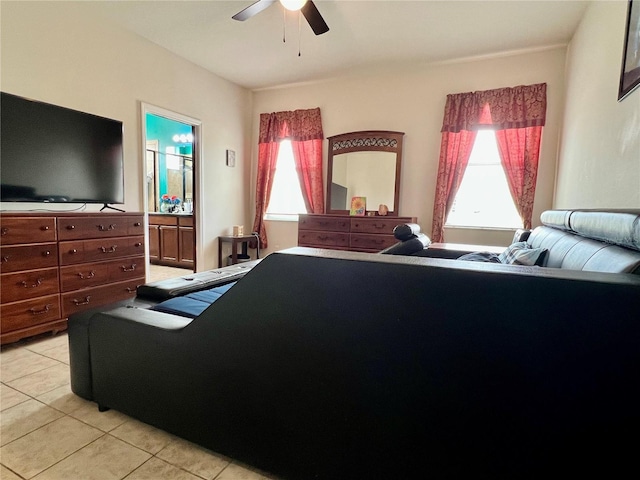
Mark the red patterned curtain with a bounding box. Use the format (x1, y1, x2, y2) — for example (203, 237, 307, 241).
(495, 127, 542, 229)
(251, 108, 324, 248)
(431, 83, 546, 242)
(431, 130, 477, 243)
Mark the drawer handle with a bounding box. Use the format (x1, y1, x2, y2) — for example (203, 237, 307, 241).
(66, 225, 76, 230)
(2, 255, 9, 263)
(121, 264, 137, 272)
(69, 249, 78, 255)
(134, 222, 141, 227)
(1, 227, 8, 236)
(20, 278, 44, 288)
(373, 223, 386, 229)
(126, 287, 137, 293)
(30, 304, 52, 315)
(97, 224, 117, 231)
(77, 270, 96, 280)
(72, 296, 91, 306)
(318, 235, 329, 241)
(134, 242, 142, 247)
(40, 225, 50, 231)
(42, 250, 51, 257)
(100, 245, 118, 253)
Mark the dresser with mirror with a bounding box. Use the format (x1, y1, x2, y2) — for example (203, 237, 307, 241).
(298, 130, 417, 253)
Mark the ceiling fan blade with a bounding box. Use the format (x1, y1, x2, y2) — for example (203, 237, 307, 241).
(301, 1, 329, 35)
(232, 0, 277, 21)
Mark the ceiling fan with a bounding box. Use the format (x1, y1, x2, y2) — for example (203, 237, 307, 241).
(232, 0, 330, 36)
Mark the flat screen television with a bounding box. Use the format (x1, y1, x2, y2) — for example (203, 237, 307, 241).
(1, 92, 124, 206)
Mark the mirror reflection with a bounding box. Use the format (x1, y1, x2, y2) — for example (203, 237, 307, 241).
(330, 151, 397, 210)
(145, 113, 194, 213)
(326, 130, 404, 215)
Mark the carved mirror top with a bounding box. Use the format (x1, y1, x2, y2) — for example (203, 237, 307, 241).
(326, 130, 404, 216)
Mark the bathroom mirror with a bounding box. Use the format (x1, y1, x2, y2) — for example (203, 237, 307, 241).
(326, 130, 404, 215)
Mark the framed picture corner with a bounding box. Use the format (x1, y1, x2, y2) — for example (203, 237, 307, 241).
(618, 0, 640, 101)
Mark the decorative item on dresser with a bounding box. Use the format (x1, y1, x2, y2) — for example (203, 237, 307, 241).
(0, 212, 145, 344)
(298, 214, 417, 253)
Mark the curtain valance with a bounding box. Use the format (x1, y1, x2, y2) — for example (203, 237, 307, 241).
(259, 108, 324, 143)
(441, 83, 547, 133)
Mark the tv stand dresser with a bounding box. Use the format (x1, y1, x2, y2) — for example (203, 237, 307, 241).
(0, 212, 145, 344)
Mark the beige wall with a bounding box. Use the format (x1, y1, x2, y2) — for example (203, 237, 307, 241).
(253, 47, 567, 254)
(0, 2, 253, 271)
(555, 1, 640, 208)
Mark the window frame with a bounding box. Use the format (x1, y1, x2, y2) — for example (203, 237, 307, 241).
(445, 129, 522, 230)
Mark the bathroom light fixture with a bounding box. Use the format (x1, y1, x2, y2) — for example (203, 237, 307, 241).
(172, 133, 194, 143)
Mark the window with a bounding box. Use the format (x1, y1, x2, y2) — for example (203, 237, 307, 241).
(165, 146, 181, 170)
(265, 140, 307, 218)
(446, 130, 522, 229)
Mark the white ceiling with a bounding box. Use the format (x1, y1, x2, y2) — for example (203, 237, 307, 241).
(79, 0, 590, 90)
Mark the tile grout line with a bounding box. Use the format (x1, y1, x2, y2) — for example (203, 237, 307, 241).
(2, 333, 279, 480)
(23, 432, 110, 480)
(1, 362, 66, 384)
(2, 464, 26, 480)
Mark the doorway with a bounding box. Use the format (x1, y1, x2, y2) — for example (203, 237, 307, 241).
(141, 104, 202, 279)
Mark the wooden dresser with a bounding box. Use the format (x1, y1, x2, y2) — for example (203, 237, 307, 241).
(0, 212, 146, 344)
(298, 214, 417, 253)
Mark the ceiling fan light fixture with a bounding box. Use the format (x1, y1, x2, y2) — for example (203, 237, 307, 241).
(279, 0, 307, 12)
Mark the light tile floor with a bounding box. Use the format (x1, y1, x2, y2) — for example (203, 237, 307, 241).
(147, 264, 193, 283)
(0, 332, 278, 480)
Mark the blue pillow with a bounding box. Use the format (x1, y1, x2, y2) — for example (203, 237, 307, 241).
(187, 283, 235, 303)
(151, 282, 237, 318)
(152, 296, 211, 318)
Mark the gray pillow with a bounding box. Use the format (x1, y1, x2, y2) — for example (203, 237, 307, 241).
(457, 252, 501, 263)
(498, 241, 548, 266)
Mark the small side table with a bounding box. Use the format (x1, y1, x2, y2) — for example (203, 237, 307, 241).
(218, 234, 257, 268)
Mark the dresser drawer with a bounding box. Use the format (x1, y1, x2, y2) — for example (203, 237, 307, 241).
(0, 243, 59, 273)
(0, 217, 56, 245)
(61, 277, 144, 317)
(57, 216, 144, 240)
(298, 215, 350, 232)
(350, 217, 410, 234)
(149, 215, 178, 227)
(59, 261, 111, 292)
(59, 236, 144, 265)
(350, 233, 397, 251)
(1, 268, 60, 303)
(298, 230, 350, 248)
(110, 256, 145, 282)
(178, 216, 193, 227)
(1, 294, 61, 332)
(59, 256, 145, 292)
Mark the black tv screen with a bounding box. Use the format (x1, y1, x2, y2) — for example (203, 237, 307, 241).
(1, 92, 124, 204)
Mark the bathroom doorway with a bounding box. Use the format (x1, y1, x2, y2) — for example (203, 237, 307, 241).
(141, 104, 202, 279)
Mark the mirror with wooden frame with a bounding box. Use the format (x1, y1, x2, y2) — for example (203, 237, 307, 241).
(326, 130, 404, 216)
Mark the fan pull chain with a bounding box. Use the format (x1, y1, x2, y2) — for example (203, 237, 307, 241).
(298, 10, 302, 56)
(283, 7, 286, 43)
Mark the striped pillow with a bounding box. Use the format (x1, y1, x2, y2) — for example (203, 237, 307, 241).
(498, 242, 548, 266)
